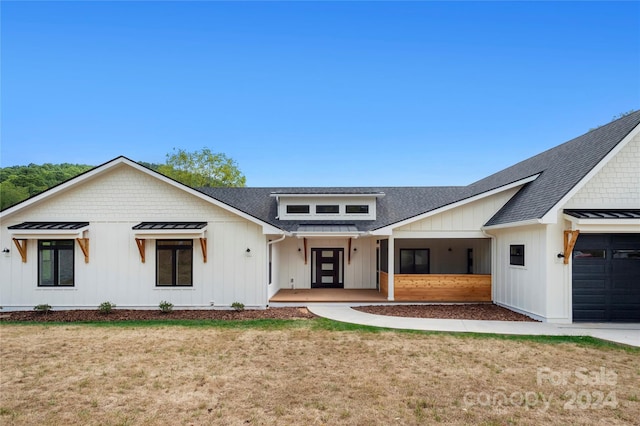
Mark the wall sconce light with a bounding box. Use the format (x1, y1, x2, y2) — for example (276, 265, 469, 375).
(2, 247, 9, 255)
(557, 253, 565, 259)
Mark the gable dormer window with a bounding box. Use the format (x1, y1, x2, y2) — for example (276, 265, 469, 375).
(273, 192, 383, 221)
(346, 205, 369, 214)
(287, 205, 310, 214)
(316, 205, 339, 214)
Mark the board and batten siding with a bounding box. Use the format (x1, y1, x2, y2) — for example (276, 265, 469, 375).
(396, 187, 520, 233)
(273, 237, 377, 291)
(490, 225, 548, 321)
(0, 164, 268, 310)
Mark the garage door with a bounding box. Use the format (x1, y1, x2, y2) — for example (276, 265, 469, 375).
(572, 234, 640, 322)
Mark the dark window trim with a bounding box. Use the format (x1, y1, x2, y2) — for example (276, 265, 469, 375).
(510, 244, 525, 266)
(156, 239, 193, 287)
(346, 205, 369, 214)
(286, 205, 310, 214)
(316, 205, 340, 214)
(399, 248, 430, 274)
(38, 239, 75, 287)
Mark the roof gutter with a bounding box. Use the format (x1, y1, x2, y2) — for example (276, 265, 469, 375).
(267, 233, 287, 247)
(481, 218, 543, 231)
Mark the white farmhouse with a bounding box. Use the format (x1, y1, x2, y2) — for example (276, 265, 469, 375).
(2, 111, 639, 322)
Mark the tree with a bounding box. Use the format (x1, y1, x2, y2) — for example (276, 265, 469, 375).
(0, 181, 30, 209)
(0, 163, 93, 210)
(157, 148, 246, 187)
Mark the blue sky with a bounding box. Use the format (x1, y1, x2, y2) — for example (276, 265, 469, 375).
(1, 1, 638, 187)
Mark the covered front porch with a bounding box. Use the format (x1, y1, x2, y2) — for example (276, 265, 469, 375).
(268, 233, 493, 304)
(270, 288, 387, 303)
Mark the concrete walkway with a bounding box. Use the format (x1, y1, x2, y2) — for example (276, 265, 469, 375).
(307, 305, 640, 347)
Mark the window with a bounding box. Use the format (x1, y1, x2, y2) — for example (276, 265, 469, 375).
(613, 249, 640, 259)
(510, 245, 525, 266)
(38, 240, 74, 286)
(286, 205, 310, 214)
(573, 249, 606, 259)
(156, 240, 193, 286)
(316, 205, 339, 214)
(346, 205, 369, 214)
(399, 249, 430, 274)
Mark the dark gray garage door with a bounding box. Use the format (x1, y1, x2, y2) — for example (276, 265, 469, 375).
(572, 234, 640, 322)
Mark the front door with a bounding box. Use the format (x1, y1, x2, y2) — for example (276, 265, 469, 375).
(311, 248, 344, 288)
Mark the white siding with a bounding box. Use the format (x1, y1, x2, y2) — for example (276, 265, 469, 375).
(397, 188, 519, 232)
(0, 165, 268, 310)
(491, 225, 548, 321)
(565, 133, 640, 208)
(273, 237, 377, 290)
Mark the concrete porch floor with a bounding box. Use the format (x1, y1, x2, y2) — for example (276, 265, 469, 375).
(270, 289, 387, 303)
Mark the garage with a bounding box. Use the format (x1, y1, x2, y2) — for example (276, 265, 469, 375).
(572, 234, 640, 322)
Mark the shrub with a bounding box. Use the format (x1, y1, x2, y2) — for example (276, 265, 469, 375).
(98, 301, 116, 314)
(34, 304, 52, 314)
(159, 300, 173, 313)
(231, 302, 245, 312)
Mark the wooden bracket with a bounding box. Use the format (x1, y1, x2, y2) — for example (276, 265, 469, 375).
(12, 238, 27, 263)
(563, 230, 580, 264)
(303, 238, 308, 265)
(199, 238, 207, 263)
(76, 238, 90, 263)
(348, 238, 352, 265)
(135, 238, 146, 263)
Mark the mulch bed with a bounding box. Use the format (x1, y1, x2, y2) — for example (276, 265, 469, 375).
(0, 307, 315, 322)
(355, 304, 536, 322)
(0, 304, 536, 323)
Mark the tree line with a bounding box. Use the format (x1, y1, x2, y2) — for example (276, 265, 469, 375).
(0, 148, 245, 210)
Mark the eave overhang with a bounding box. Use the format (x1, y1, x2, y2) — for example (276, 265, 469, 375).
(563, 209, 640, 230)
(291, 224, 366, 238)
(7, 222, 90, 238)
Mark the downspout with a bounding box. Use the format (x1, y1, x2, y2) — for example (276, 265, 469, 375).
(266, 233, 287, 305)
(267, 233, 287, 247)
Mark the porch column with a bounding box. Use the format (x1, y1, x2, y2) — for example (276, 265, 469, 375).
(387, 236, 394, 301)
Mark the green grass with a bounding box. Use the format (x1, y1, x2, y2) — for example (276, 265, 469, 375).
(1, 318, 637, 352)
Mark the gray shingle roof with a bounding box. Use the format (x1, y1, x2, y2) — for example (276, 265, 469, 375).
(197, 110, 639, 232)
(197, 186, 468, 232)
(482, 110, 640, 226)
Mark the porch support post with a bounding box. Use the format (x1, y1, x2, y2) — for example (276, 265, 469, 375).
(387, 236, 395, 301)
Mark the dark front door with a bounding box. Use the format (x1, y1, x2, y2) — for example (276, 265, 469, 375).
(311, 248, 344, 288)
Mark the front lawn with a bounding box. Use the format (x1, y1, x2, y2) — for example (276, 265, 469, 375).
(1, 321, 638, 425)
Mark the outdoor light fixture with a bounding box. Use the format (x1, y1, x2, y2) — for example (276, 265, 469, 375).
(557, 253, 565, 259)
(2, 247, 9, 254)
(245, 248, 252, 257)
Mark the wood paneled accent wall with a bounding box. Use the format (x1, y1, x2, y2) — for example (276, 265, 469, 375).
(394, 274, 491, 302)
(380, 271, 388, 298)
